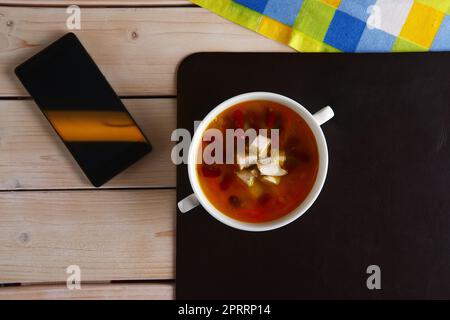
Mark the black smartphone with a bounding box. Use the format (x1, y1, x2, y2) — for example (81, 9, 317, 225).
(15, 33, 152, 187)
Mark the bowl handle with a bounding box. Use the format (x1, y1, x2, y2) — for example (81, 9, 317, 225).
(178, 193, 200, 213)
(313, 106, 334, 126)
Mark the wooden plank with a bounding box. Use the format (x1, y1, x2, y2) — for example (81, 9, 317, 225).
(0, 99, 176, 190)
(0, 7, 292, 97)
(0, 0, 190, 6)
(0, 189, 175, 283)
(0, 283, 174, 300)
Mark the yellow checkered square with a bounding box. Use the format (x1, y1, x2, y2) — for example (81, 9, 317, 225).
(259, 16, 292, 45)
(400, 1, 445, 48)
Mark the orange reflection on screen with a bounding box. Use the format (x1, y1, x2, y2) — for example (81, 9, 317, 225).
(44, 111, 146, 142)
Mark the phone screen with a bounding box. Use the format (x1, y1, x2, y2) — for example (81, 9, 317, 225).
(15, 33, 152, 187)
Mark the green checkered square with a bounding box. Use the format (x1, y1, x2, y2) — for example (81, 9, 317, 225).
(415, 0, 450, 13)
(293, 0, 336, 41)
(227, 0, 262, 31)
(392, 37, 427, 52)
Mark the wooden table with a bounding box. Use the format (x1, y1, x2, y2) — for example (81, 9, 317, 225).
(0, 0, 292, 299)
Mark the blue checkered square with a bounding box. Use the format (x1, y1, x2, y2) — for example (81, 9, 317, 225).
(432, 15, 450, 51)
(234, 0, 269, 13)
(356, 26, 396, 52)
(324, 10, 366, 52)
(338, 0, 377, 21)
(264, 0, 304, 26)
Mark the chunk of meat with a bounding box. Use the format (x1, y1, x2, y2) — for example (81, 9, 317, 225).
(228, 195, 242, 208)
(236, 151, 257, 170)
(261, 175, 281, 185)
(257, 158, 287, 176)
(250, 134, 271, 158)
(235, 170, 256, 187)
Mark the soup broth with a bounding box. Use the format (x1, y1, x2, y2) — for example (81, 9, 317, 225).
(196, 100, 319, 223)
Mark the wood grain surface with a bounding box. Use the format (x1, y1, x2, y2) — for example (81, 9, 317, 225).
(0, 189, 175, 283)
(0, 6, 291, 97)
(0, 0, 190, 6)
(0, 283, 174, 299)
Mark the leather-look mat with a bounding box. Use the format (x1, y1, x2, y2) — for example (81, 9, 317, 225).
(176, 52, 450, 299)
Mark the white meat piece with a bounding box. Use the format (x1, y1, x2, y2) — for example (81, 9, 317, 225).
(236, 151, 257, 170)
(250, 135, 271, 158)
(250, 168, 260, 177)
(235, 170, 256, 187)
(257, 157, 287, 177)
(261, 176, 281, 185)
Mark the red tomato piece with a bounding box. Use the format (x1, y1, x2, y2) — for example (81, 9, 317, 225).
(248, 112, 261, 131)
(266, 110, 276, 128)
(257, 193, 272, 205)
(220, 173, 234, 190)
(232, 110, 245, 129)
(201, 165, 221, 178)
(292, 150, 311, 163)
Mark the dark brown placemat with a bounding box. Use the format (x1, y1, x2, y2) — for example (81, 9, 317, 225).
(176, 52, 450, 299)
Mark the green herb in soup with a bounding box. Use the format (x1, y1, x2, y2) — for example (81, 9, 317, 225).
(197, 100, 319, 223)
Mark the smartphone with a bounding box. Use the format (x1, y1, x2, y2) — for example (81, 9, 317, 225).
(15, 33, 152, 187)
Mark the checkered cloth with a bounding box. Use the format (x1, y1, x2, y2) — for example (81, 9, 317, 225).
(192, 0, 450, 52)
